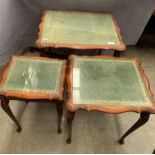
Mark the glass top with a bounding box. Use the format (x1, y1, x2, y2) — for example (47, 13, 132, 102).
(41, 11, 121, 46)
(72, 57, 152, 107)
(0, 56, 64, 95)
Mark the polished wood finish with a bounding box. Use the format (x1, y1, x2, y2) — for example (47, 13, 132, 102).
(66, 111, 75, 144)
(55, 100, 64, 134)
(119, 112, 150, 144)
(36, 10, 126, 51)
(0, 95, 22, 132)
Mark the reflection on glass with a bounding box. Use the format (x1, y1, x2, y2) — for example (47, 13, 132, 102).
(0, 56, 64, 95)
(72, 57, 152, 107)
(42, 11, 120, 45)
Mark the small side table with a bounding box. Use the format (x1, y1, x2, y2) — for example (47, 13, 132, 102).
(0, 56, 66, 133)
(36, 10, 126, 57)
(66, 55, 155, 144)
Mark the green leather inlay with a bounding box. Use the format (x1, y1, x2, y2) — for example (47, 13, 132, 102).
(0, 57, 64, 95)
(72, 57, 152, 107)
(41, 11, 120, 45)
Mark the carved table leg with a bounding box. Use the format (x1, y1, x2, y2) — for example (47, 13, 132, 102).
(66, 111, 75, 144)
(0, 95, 22, 132)
(118, 112, 150, 144)
(113, 50, 120, 57)
(56, 100, 63, 134)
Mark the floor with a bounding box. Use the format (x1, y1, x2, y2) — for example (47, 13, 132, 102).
(0, 36, 155, 153)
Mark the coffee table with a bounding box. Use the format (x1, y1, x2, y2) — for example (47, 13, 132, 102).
(0, 56, 66, 133)
(66, 55, 155, 144)
(36, 10, 126, 57)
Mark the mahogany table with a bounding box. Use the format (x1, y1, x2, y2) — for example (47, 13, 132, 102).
(0, 56, 66, 133)
(66, 55, 155, 144)
(36, 10, 126, 57)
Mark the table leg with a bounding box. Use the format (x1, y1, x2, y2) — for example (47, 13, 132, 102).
(29, 47, 39, 53)
(98, 49, 102, 55)
(56, 100, 63, 134)
(0, 95, 22, 132)
(40, 48, 46, 57)
(118, 112, 150, 144)
(153, 149, 155, 154)
(113, 50, 120, 57)
(66, 111, 75, 144)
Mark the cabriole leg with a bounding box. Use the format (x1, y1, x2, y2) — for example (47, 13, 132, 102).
(56, 100, 63, 134)
(66, 111, 75, 144)
(0, 95, 22, 132)
(113, 50, 120, 57)
(119, 112, 150, 144)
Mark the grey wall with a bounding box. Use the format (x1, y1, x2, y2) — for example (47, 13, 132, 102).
(0, 0, 32, 65)
(0, 0, 155, 65)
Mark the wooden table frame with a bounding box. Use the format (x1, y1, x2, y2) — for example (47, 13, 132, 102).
(66, 55, 155, 144)
(0, 56, 67, 134)
(35, 10, 126, 57)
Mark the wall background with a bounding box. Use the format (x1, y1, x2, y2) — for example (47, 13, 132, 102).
(0, 0, 155, 65)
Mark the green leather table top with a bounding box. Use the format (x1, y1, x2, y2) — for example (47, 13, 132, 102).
(0, 56, 64, 95)
(37, 10, 124, 48)
(72, 57, 152, 107)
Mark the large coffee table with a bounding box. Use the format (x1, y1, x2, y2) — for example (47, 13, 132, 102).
(36, 10, 126, 57)
(66, 55, 155, 144)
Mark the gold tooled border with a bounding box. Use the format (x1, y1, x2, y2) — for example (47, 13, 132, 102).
(66, 55, 155, 114)
(35, 10, 126, 51)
